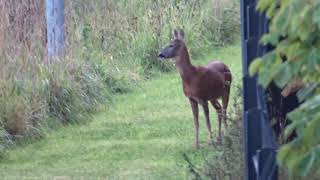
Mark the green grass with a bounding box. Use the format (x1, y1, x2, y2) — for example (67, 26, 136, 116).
(0, 44, 242, 180)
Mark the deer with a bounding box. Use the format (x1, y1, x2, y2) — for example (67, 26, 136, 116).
(158, 29, 232, 148)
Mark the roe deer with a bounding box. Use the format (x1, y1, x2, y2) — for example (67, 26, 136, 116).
(158, 29, 232, 148)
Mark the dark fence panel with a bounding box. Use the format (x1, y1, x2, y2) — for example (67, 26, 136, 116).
(240, 0, 278, 179)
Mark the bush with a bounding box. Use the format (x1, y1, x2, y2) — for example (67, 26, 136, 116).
(46, 60, 110, 123)
(203, 0, 240, 46)
(0, 68, 47, 141)
(0, 54, 110, 150)
(67, 0, 240, 76)
(250, 0, 320, 178)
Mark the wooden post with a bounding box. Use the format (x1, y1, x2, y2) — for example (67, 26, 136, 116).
(46, 0, 65, 59)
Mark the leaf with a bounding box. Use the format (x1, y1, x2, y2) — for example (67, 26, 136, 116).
(304, 117, 320, 146)
(277, 143, 293, 166)
(276, 39, 289, 54)
(260, 33, 280, 45)
(287, 41, 301, 60)
(266, 2, 278, 18)
(298, 22, 313, 42)
(296, 150, 316, 177)
(256, 0, 274, 12)
(274, 63, 293, 88)
(258, 52, 282, 87)
(272, 6, 289, 34)
(300, 94, 320, 110)
(314, 145, 320, 158)
(297, 83, 319, 101)
(287, 108, 305, 122)
(307, 48, 320, 72)
(285, 138, 309, 175)
(249, 58, 263, 76)
(284, 119, 306, 140)
(297, 5, 314, 41)
(288, 60, 304, 76)
(312, 5, 320, 28)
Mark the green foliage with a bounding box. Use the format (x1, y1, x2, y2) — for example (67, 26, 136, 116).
(0, 55, 110, 151)
(249, 58, 263, 76)
(250, 0, 320, 177)
(67, 0, 240, 76)
(47, 60, 110, 123)
(135, 30, 174, 77)
(203, 1, 240, 47)
(0, 0, 240, 156)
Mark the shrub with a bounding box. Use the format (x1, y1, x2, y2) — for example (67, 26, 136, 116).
(250, 0, 320, 178)
(46, 60, 109, 123)
(203, 0, 240, 46)
(0, 54, 110, 149)
(67, 0, 240, 76)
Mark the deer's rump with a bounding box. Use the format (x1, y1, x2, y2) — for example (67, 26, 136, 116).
(207, 61, 232, 83)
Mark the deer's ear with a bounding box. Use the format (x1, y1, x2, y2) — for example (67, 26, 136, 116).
(174, 29, 179, 39)
(179, 29, 185, 40)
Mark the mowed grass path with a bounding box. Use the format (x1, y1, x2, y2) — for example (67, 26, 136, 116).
(0, 45, 241, 179)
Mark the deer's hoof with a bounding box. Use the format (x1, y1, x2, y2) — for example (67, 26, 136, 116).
(193, 142, 200, 149)
(207, 136, 214, 145)
(207, 140, 214, 146)
(216, 137, 222, 145)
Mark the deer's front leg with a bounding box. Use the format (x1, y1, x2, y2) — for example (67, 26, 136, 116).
(189, 98, 199, 149)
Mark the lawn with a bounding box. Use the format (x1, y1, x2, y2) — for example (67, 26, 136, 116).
(0, 44, 242, 180)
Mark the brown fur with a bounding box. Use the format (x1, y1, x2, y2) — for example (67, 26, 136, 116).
(159, 30, 232, 148)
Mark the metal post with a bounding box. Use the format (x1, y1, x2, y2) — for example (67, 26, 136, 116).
(46, 0, 65, 59)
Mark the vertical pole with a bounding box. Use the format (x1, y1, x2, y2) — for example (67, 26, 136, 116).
(241, 0, 259, 179)
(46, 0, 65, 59)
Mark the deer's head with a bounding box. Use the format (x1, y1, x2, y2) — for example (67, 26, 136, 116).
(158, 29, 185, 59)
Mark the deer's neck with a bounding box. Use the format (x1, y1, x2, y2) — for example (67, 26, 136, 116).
(175, 46, 195, 83)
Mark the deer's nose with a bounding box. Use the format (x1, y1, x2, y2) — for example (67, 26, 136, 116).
(158, 53, 165, 58)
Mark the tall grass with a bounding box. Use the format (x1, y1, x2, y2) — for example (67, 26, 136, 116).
(0, 0, 240, 154)
(66, 0, 240, 75)
(0, 1, 110, 154)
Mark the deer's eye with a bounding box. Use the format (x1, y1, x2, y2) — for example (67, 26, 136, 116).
(169, 45, 174, 48)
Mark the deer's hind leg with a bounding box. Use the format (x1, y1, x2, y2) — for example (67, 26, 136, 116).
(189, 98, 199, 148)
(210, 100, 224, 144)
(222, 83, 231, 129)
(201, 101, 213, 144)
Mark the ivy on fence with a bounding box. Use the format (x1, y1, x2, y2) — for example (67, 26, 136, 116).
(249, 0, 320, 178)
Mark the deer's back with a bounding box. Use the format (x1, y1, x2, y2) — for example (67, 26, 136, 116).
(183, 66, 225, 101)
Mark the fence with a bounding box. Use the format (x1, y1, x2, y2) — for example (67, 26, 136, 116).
(240, 0, 278, 179)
